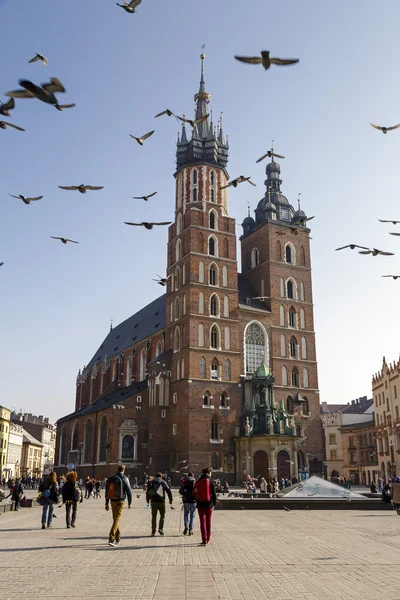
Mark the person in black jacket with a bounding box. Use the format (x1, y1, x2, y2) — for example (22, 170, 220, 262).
(195, 468, 217, 546)
(40, 471, 59, 529)
(179, 472, 196, 535)
(62, 471, 83, 528)
(146, 472, 173, 536)
(11, 478, 24, 511)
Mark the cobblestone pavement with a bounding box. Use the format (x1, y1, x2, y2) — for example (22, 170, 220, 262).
(1, 497, 400, 599)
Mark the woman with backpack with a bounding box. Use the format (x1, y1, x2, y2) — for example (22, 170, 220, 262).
(39, 471, 59, 529)
(62, 471, 83, 528)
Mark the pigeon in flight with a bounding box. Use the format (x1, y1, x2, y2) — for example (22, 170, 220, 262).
(379, 219, 400, 225)
(370, 123, 400, 134)
(176, 114, 208, 129)
(136, 494, 141, 499)
(50, 237, 79, 244)
(251, 296, 268, 300)
(129, 130, 154, 145)
(28, 53, 48, 66)
(335, 244, 369, 251)
(235, 50, 299, 71)
(0, 263, 3, 267)
(359, 248, 394, 256)
(155, 109, 179, 122)
(0, 121, 25, 131)
(382, 275, 400, 280)
(116, 0, 142, 13)
(58, 185, 103, 194)
(0, 98, 15, 117)
(389, 232, 400, 237)
(256, 148, 285, 163)
(6, 78, 66, 106)
(54, 104, 76, 111)
(133, 191, 157, 201)
(9, 194, 42, 205)
(278, 227, 310, 237)
(153, 273, 171, 286)
(220, 176, 256, 189)
(124, 221, 172, 230)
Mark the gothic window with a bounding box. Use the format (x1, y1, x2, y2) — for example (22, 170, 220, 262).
(210, 294, 219, 316)
(199, 261, 205, 283)
(211, 359, 219, 380)
(121, 434, 134, 460)
(192, 188, 197, 202)
(221, 392, 228, 407)
(251, 248, 260, 268)
(174, 297, 180, 320)
(174, 266, 180, 290)
(198, 323, 205, 347)
(280, 278, 285, 298)
(180, 358, 184, 379)
(71, 423, 78, 450)
(155, 341, 162, 358)
(280, 305, 285, 326)
(164, 378, 170, 406)
(301, 336, 307, 359)
(303, 367, 309, 388)
(211, 418, 219, 440)
(125, 357, 132, 386)
(200, 356, 206, 378)
(282, 365, 288, 386)
(281, 334, 286, 357)
(276, 240, 282, 261)
(177, 212, 182, 235)
(183, 294, 187, 315)
(285, 243, 295, 264)
(224, 359, 231, 380)
(140, 349, 146, 381)
(224, 326, 230, 350)
(60, 426, 67, 465)
(209, 264, 217, 286)
(300, 281, 305, 301)
(303, 397, 310, 415)
(261, 278, 265, 298)
(300, 246, 306, 266)
(210, 188, 215, 203)
(98, 416, 107, 462)
(210, 170, 215, 186)
(199, 291, 205, 314)
(212, 451, 219, 470)
(84, 420, 92, 464)
(176, 359, 180, 380)
(223, 295, 229, 317)
(174, 327, 180, 352)
(208, 236, 217, 256)
(292, 367, 299, 387)
(300, 308, 306, 329)
(290, 336, 297, 358)
(210, 324, 219, 349)
(203, 391, 211, 406)
(287, 396, 294, 414)
(182, 325, 185, 347)
(176, 238, 182, 262)
(192, 169, 198, 185)
(245, 322, 266, 373)
(222, 266, 228, 287)
(289, 306, 296, 328)
(287, 279, 295, 299)
(169, 300, 173, 323)
(182, 263, 186, 285)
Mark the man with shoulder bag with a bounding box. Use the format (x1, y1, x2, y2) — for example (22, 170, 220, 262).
(146, 472, 173, 536)
(179, 472, 196, 535)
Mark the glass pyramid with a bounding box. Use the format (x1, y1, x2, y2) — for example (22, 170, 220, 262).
(280, 475, 366, 499)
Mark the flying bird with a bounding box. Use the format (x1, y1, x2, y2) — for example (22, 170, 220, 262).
(382, 275, 400, 279)
(370, 123, 400, 134)
(50, 237, 79, 244)
(6, 77, 66, 106)
(256, 148, 285, 163)
(124, 221, 172, 230)
(297, 215, 315, 226)
(389, 232, 400, 237)
(0, 263, 3, 267)
(54, 104, 75, 111)
(235, 50, 299, 71)
(116, 0, 142, 13)
(220, 176, 256, 189)
(358, 248, 394, 256)
(133, 191, 157, 201)
(58, 185, 103, 194)
(0, 121, 24, 131)
(277, 227, 310, 237)
(379, 219, 400, 225)
(9, 194, 42, 204)
(129, 130, 154, 145)
(335, 244, 369, 252)
(153, 274, 171, 286)
(177, 114, 209, 129)
(0, 98, 15, 117)
(155, 109, 178, 121)
(251, 296, 268, 300)
(136, 494, 141, 499)
(28, 53, 48, 66)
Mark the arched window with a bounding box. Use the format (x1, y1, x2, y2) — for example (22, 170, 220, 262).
(174, 297, 180, 320)
(222, 266, 228, 287)
(289, 306, 296, 328)
(210, 294, 219, 316)
(198, 231, 204, 253)
(174, 266, 180, 290)
(285, 244, 295, 264)
(276, 240, 282, 260)
(176, 238, 182, 262)
(220, 392, 228, 408)
(192, 168, 198, 185)
(223, 295, 229, 317)
(121, 434, 134, 461)
(290, 336, 297, 358)
(199, 261, 205, 283)
(287, 279, 295, 299)
(203, 391, 211, 406)
(251, 248, 260, 268)
(174, 327, 180, 352)
(98, 416, 108, 462)
(208, 236, 217, 256)
(212, 451, 219, 470)
(169, 300, 173, 323)
(287, 396, 294, 414)
(260, 278, 265, 298)
(209, 211, 216, 230)
(177, 212, 182, 235)
(210, 188, 215, 203)
(199, 291, 205, 314)
(198, 323, 205, 347)
(282, 365, 288, 386)
(180, 357, 184, 379)
(224, 326, 231, 350)
(281, 334, 286, 357)
(140, 348, 146, 381)
(84, 420, 92, 464)
(210, 170, 215, 186)
(210, 324, 219, 349)
(182, 263, 186, 285)
(300, 246, 306, 266)
(224, 359, 231, 380)
(300, 308, 306, 329)
(245, 322, 267, 373)
(303, 367, 309, 388)
(301, 336, 307, 359)
(211, 358, 219, 380)
(292, 367, 299, 387)
(176, 359, 180, 380)
(182, 325, 185, 347)
(71, 423, 78, 450)
(192, 188, 197, 202)
(211, 418, 219, 440)
(303, 396, 310, 415)
(209, 264, 217, 286)
(280, 278, 285, 298)
(300, 281, 305, 301)
(200, 356, 206, 378)
(156, 341, 162, 358)
(280, 305, 285, 326)
(60, 426, 67, 465)
(183, 294, 187, 315)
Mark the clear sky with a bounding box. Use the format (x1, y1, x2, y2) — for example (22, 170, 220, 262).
(1, 0, 399, 423)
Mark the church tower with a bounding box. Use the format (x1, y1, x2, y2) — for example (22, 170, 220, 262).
(240, 159, 322, 475)
(164, 53, 242, 474)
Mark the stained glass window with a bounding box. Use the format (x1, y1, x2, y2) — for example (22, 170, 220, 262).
(245, 322, 266, 373)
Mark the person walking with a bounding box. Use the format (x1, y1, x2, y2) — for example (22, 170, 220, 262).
(62, 471, 83, 528)
(11, 478, 24, 511)
(194, 467, 217, 546)
(146, 471, 173, 536)
(260, 477, 267, 494)
(39, 471, 59, 529)
(179, 472, 196, 535)
(105, 464, 132, 547)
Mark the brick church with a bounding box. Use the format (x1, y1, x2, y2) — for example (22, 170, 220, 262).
(55, 54, 323, 485)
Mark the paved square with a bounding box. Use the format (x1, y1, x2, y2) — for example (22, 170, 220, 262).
(1, 497, 400, 599)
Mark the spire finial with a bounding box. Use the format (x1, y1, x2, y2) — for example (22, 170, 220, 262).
(247, 200, 250, 217)
(270, 139, 275, 162)
(298, 192, 302, 210)
(110, 318, 113, 331)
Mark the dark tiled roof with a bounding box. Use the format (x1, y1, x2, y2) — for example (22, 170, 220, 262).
(57, 381, 148, 424)
(237, 274, 270, 312)
(86, 294, 166, 370)
(340, 419, 374, 430)
(148, 349, 172, 367)
(22, 428, 43, 446)
(342, 399, 373, 414)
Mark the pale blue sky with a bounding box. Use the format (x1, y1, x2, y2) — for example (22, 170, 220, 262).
(1, 0, 399, 423)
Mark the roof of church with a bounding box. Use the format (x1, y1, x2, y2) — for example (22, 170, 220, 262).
(237, 274, 270, 312)
(58, 381, 148, 424)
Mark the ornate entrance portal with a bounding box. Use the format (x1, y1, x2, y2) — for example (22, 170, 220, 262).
(277, 450, 291, 481)
(253, 450, 269, 481)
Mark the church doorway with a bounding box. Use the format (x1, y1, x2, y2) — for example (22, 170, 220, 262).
(277, 450, 291, 481)
(253, 450, 269, 483)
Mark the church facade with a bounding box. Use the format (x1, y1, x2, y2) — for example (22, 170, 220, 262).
(55, 55, 323, 485)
